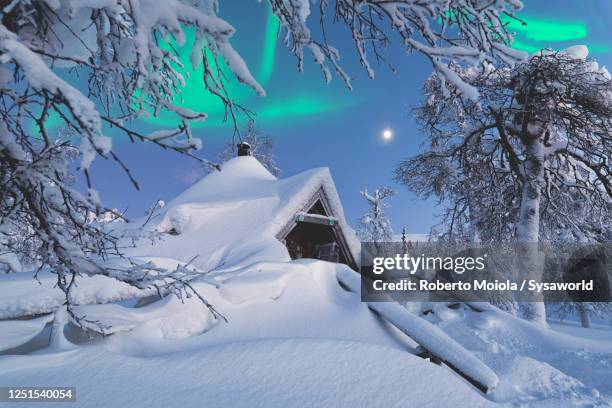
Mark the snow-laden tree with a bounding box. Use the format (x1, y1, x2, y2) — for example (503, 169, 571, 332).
(356, 187, 395, 242)
(0, 0, 263, 325)
(395, 46, 612, 324)
(0, 0, 524, 326)
(401, 226, 410, 254)
(216, 120, 281, 177)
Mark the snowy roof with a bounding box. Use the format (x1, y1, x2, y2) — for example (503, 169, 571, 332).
(129, 156, 360, 272)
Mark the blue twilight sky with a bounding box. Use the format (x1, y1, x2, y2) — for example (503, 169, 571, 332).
(81, 1, 612, 234)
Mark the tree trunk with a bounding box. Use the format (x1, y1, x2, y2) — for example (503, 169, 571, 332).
(578, 305, 591, 328)
(516, 139, 547, 325)
(466, 196, 481, 244)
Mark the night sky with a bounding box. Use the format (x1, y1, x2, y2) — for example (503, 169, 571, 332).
(79, 1, 612, 234)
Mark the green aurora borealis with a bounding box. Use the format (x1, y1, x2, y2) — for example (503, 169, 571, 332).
(142, 9, 360, 129)
(35, 5, 611, 133)
(137, 7, 610, 129)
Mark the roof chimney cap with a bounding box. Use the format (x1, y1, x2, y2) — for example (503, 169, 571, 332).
(237, 142, 251, 157)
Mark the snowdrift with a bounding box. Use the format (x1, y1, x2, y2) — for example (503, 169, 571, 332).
(0, 270, 149, 320)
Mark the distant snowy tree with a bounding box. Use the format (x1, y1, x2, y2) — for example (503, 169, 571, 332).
(356, 187, 395, 242)
(545, 244, 611, 328)
(552, 302, 612, 329)
(401, 226, 410, 254)
(395, 47, 612, 324)
(216, 121, 281, 176)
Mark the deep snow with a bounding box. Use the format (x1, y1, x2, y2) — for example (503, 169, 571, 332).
(2, 260, 610, 407)
(1, 260, 501, 408)
(420, 303, 612, 406)
(2, 339, 498, 408)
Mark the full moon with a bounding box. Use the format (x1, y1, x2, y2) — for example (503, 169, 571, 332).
(382, 128, 393, 141)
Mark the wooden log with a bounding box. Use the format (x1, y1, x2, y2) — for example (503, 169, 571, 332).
(336, 267, 499, 394)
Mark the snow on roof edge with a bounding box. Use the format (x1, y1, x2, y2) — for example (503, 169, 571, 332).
(264, 165, 361, 262)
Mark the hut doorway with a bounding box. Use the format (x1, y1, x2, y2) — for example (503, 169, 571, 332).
(285, 222, 340, 263)
(279, 195, 356, 269)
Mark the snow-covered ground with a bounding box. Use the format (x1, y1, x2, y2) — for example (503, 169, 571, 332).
(421, 304, 612, 406)
(1, 157, 611, 407)
(549, 319, 612, 342)
(2, 261, 611, 407)
(1, 261, 498, 408)
(3, 339, 498, 408)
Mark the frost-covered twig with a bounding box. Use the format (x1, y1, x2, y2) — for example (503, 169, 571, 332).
(268, 0, 527, 98)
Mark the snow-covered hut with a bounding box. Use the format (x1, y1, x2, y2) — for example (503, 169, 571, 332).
(136, 154, 360, 272)
(0, 151, 503, 398)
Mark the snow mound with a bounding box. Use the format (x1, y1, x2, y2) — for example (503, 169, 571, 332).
(561, 45, 589, 60)
(218, 267, 287, 304)
(492, 356, 602, 405)
(127, 156, 359, 272)
(98, 260, 412, 357)
(73, 295, 216, 339)
(0, 271, 150, 319)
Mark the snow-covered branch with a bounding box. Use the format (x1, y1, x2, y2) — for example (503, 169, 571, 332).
(268, 0, 527, 97)
(0, 0, 266, 327)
